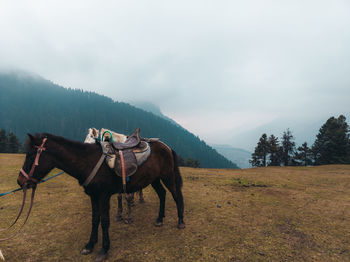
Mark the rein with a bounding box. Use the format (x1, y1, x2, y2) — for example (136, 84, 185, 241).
(0, 187, 36, 241)
(0, 171, 65, 241)
(0, 137, 47, 242)
(0, 171, 64, 198)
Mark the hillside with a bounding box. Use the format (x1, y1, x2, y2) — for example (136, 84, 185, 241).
(0, 70, 237, 168)
(212, 144, 252, 168)
(1, 154, 349, 261)
(131, 101, 181, 128)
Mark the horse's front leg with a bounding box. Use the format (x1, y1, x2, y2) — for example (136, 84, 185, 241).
(81, 195, 100, 255)
(95, 194, 111, 262)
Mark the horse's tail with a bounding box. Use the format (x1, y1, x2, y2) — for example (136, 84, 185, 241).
(172, 149, 183, 191)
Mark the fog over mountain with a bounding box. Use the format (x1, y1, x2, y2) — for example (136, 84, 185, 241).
(1, 1, 349, 151)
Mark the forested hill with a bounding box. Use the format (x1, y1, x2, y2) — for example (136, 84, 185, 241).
(0, 71, 238, 169)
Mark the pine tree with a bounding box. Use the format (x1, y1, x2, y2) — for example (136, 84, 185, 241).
(312, 115, 350, 165)
(267, 134, 281, 166)
(0, 129, 8, 153)
(294, 142, 313, 166)
(184, 158, 201, 168)
(250, 133, 269, 167)
(7, 132, 21, 153)
(281, 129, 296, 166)
(177, 155, 185, 166)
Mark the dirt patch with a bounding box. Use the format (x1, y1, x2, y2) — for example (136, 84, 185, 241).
(231, 177, 268, 188)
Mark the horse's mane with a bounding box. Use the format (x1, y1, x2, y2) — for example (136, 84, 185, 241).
(25, 133, 96, 152)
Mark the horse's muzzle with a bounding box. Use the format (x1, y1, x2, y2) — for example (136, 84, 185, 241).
(17, 177, 36, 189)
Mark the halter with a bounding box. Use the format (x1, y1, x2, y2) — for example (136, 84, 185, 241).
(20, 137, 47, 184)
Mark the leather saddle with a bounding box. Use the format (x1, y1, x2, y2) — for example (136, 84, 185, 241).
(112, 128, 142, 150)
(111, 128, 149, 180)
(97, 128, 158, 192)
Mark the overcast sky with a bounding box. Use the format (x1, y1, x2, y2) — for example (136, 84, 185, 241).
(1, 0, 349, 149)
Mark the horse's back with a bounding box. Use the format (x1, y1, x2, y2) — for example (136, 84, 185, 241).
(147, 141, 174, 171)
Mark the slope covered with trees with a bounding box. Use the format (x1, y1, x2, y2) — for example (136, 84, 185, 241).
(0, 71, 238, 169)
(250, 115, 350, 167)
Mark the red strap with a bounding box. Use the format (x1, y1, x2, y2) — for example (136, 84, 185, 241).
(20, 138, 47, 184)
(34, 138, 47, 166)
(20, 168, 39, 183)
(119, 150, 127, 193)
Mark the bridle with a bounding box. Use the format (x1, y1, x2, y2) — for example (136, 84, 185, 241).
(20, 137, 47, 185)
(0, 137, 47, 241)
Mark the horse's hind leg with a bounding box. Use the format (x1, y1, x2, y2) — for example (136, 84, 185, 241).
(124, 193, 134, 224)
(151, 178, 166, 226)
(115, 194, 123, 222)
(139, 189, 145, 203)
(129, 192, 135, 206)
(161, 176, 185, 229)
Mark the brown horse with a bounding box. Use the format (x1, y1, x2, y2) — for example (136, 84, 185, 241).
(17, 133, 185, 262)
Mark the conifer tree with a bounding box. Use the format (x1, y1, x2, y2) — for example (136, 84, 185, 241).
(294, 142, 313, 166)
(0, 129, 8, 153)
(312, 115, 350, 165)
(7, 132, 21, 153)
(250, 133, 269, 167)
(281, 129, 296, 166)
(184, 158, 201, 168)
(268, 134, 281, 166)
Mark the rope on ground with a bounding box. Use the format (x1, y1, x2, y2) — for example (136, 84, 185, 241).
(0, 171, 65, 197)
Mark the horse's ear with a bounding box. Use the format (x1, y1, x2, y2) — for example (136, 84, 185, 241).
(27, 133, 35, 142)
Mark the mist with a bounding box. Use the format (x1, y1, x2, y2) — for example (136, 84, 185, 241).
(1, 0, 349, 149)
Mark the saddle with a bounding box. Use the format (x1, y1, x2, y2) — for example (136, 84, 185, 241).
(111, 128, 149, 181)
(85, 127, 158, 192)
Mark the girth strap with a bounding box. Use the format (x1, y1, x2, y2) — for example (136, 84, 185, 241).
(82, 154, 106, 187)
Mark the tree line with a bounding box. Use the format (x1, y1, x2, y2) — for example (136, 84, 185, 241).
(0, 127, 203, 168)
(0, 129, 22, 153)
(250, 115, 350, 167)
(0, 71, 238, 169)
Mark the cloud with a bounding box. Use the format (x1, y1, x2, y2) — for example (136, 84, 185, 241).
(1, 0, 349, 147)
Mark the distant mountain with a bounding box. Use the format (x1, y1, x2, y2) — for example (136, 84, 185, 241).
(131, 102, 181, 127)
(226, 117, 341, 152)
(212, 144, 252, 169)
(0, 70, 238, 169)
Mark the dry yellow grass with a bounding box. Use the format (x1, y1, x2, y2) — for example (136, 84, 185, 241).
(0, 153, 350, 261)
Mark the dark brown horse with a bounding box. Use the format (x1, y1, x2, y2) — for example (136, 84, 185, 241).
(17, 133, 185, 262)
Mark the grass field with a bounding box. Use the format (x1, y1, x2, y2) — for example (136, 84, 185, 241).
(0, 153, 349, 261)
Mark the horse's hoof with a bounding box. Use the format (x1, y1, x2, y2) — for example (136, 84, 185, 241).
(95, 250, 108, 262)
(80, 248, 93, 255)
(177, 222, 186, 229)
(154, 221, 163, 227)
(115, 215, 123, 222)
(124, 218, 133, 224)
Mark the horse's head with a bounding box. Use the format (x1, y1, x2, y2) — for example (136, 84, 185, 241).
(17, 134, 55, 188)
(84, 128, 99, 144)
